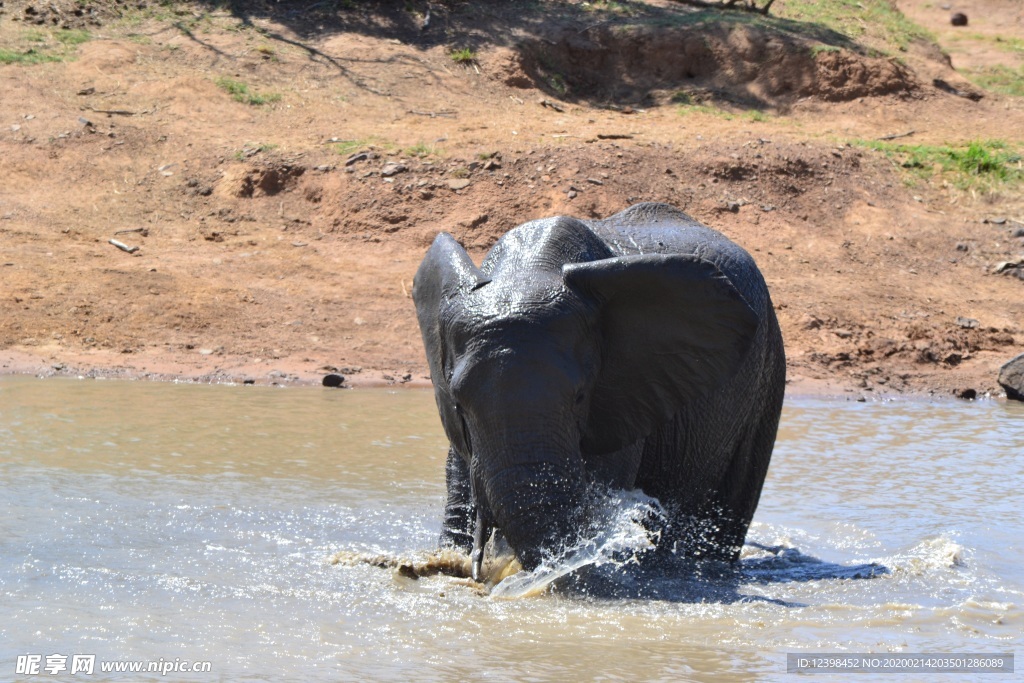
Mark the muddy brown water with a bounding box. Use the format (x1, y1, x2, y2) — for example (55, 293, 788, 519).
(1, 377, 1021, 681)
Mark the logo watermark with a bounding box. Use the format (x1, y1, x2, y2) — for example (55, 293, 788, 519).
(787, 653, 1014, 674)
(16, 654, 212, 676)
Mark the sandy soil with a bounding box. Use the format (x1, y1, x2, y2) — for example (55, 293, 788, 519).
(1, 0, 1022, 398)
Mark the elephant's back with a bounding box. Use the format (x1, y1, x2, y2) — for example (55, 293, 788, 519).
(588, 203, 772, 317)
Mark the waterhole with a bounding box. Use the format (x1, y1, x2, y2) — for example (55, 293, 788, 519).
(1, 377, 1020, 680)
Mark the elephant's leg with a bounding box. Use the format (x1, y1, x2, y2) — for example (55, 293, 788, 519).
(439, 446, 474, 551)
(634, 417, 719, 560)
(699, 386, 785, 561)
(635, 407, 774, 563)
(660, 380, 783, 562)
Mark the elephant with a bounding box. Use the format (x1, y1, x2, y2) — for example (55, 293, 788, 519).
(413, 202, 785, 581)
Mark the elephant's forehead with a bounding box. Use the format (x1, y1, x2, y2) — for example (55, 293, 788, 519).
(458, 280, 567, 322)
(444, 288, 582, 348)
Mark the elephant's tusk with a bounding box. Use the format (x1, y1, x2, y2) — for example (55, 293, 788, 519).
(471, 508, 491, 582)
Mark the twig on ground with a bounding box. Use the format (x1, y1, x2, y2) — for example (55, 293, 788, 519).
(85, 105, 155, 116)
(408, 110, 457, 118)
(877, 130, 916, 141)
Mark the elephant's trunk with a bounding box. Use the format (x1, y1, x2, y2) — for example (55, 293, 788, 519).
(480, 459, 587, 571)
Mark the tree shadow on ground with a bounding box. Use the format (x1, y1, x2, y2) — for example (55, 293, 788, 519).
(166, 0, 861, 106)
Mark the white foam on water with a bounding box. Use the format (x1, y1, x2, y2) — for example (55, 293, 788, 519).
(885, 534, 966, 573)
(489, 489, 664, 598)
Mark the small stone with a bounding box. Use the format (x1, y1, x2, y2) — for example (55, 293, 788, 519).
(956, 242, 970, 252)
(800, 314, 823, 330)
(447, 178, 471, 191)
(322, 373, 345, 388)
(955, 316, 979, 329)
(983, 216, 1007, 225)
(381, 162, 407, 177)
(567, 189, 577, 199)
(956, 388, 977, 400)
(998, 353, 1024, 401)
(1014, 228, 1024, 238)
(950, 12, 968, 26)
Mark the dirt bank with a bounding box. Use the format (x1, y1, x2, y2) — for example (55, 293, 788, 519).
(1, 0, 1022, 398)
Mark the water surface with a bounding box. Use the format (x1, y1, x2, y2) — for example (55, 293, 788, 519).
(1, 378, 1021, 681)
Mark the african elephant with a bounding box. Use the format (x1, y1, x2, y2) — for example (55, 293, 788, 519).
(413, 203, 785, 580)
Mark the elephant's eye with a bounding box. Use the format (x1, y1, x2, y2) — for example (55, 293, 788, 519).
(574, 391, 586, 406)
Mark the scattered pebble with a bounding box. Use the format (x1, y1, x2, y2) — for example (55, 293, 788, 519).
(381, 162, 407, 177)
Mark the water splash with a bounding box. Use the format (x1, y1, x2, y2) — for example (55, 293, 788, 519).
(489, 489, 664, 598)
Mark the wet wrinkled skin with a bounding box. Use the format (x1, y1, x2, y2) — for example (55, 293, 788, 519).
(413, 203, 786, 578)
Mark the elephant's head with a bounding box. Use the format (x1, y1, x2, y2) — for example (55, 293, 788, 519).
(413, 215, 759, 574)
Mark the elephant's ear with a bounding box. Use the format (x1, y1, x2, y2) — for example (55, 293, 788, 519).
(563, 254, 759, 454)
(412, 233, 490, 456)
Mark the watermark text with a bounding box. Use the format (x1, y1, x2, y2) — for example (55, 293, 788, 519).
(787, 653, 1013, 674)
(16, 654, 212, 676)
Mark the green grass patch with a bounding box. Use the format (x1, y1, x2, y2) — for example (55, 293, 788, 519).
(670, 90, 694, 105)
(810, 44, 842, 57)
(0, 27, 92, 65)
(676, 103, 772, 122)
(855, 139, 1023, 189)
(545, 73, 568, 96)
(744, 109, 772, 122)
(405, 142, 437, 158)
(0, 49, 63, 65)
(234, 142, 278, 160)
(951, 32, 1024, 54)
(677, 102, 734, 120)
(55, 29, 92, 46)
(450, 47, 476, 64)
(963, 65, 1024, 98)
(331, 138, 386, 156)
(215, 77, 281, 106)
(774, 0, 933, 53)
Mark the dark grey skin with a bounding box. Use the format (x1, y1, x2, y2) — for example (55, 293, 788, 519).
(413, 203, 785, 580)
